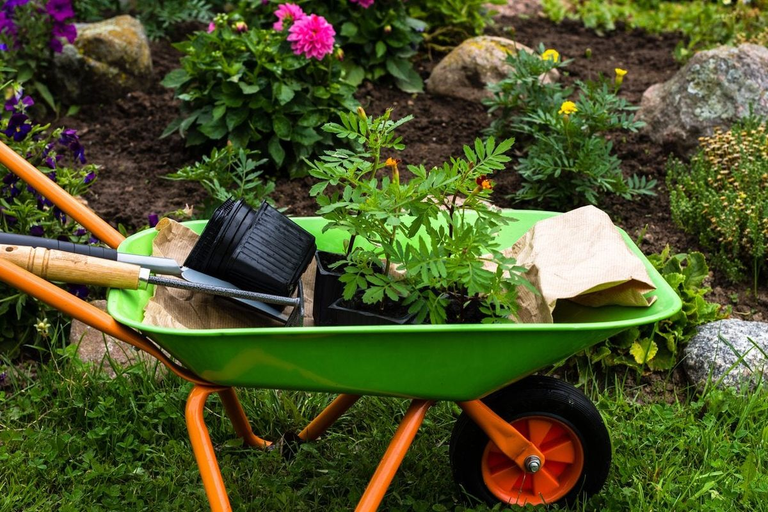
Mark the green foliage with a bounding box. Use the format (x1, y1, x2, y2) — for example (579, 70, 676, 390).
(162, 13, 358, 177)
(542, 0, 768, 61)
(73, 0, 227, 40)
(309, 108, 529, 324)
(237, 0, 426, 92)
(668, 118, 768, 286)
(407, 0, 505, 50)
(0, 94, 99, 358)
(485, 45, 654, 208)
(579, 246, 727, 372)
(166, 145, 275, 218)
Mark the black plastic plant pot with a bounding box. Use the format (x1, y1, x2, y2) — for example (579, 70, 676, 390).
(312, 251, 346, 326)
(185, 198, 317, 297)
(327, 296, 415, 326)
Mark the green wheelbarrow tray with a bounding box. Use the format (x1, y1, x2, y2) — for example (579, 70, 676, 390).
(107, 210, 682, 401)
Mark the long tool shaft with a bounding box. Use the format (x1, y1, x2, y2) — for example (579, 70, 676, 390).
(146, 275, 299, 307)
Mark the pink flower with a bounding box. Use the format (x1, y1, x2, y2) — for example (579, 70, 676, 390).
(273, 3, 306, 32)
(287, 14, 335, 60)
(207, 21, 216, 33)
(350, 0, 375, 7)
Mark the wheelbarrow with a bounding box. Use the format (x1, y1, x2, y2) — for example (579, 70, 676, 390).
(0, 141, 682, 510)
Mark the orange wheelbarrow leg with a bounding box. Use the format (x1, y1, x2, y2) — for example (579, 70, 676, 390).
(355, 400, 434, 512)
(299, 394, 361, 442)
(217, 388, 272, 448)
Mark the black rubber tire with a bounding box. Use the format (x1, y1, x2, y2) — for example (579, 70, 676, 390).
(449, 376, 611, 508)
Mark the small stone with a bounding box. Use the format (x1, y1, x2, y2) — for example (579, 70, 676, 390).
(637, 44, 768, 155)
(70, 300, 165, 380)
(683, 318, 768, 391)
(427, 36, 558, 104)
(52, 15, 153, 104)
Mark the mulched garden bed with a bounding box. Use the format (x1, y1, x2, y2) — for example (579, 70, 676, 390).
(59, 14, 767, 320)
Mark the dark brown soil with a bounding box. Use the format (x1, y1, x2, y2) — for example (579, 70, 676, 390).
(53, 16, 767, 320)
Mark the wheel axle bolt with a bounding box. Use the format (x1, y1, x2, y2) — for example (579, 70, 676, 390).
(524, 455, 542, 473)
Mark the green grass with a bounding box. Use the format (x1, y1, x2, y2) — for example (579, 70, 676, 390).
(2, 346, 768, 511)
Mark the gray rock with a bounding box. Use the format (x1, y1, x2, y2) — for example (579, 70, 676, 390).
(52, 15, 153, 104)
(427, 36, 557, 103)
(683, 319, 768, 391)
(70, 300, 165, 380)
(637, 44, 768, 155)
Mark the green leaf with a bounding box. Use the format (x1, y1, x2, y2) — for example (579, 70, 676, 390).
(65, 105, 80, 117)
(161, 68, 190, 89)
(292, 126, 322, 146)
(340, 22, 358, 37)
(272, 116, 292, 140)
(32, 81, 56, 113)
(375, 41, 387, 59)
(198, 119, 227, 140)
(629, 339, 658, 365)
(160, 117, 184, 138)
(226, 108, 249, 131)
(268, 137, 285, 167)
(342, 64, 365, 87)
(238, 82, 261, 95)
(273, 82, 295, 105)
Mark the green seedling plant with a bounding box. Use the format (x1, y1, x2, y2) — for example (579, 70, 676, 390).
(162, 11, 358, 176)
(485, 45, 655, 209)
(166, 145, 275, 217)
(309, 108, 530, 324)
(668, 116, 768, 289)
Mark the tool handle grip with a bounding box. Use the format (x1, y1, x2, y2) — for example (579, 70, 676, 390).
(0, 244, 142, 289)
(0, 232, 118, 260)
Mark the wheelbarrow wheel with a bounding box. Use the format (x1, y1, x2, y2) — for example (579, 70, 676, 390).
(450, 376, 611, 508)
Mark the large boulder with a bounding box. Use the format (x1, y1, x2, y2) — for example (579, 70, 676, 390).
(683, 319, 768, 391)
(52, 15, 153, 104)
(637, 44, 768, 155)
(427, 36, 557, 103)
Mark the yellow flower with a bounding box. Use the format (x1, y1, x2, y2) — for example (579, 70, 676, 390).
(232, 21, 248, 33)
(385, 157, 399, 168)
(614, 68, 628, 87)
(542, 49, 560, 63)
(558, 101, 578, 116)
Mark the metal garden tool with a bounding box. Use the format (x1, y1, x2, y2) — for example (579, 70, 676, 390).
(0, 242, 303, 326)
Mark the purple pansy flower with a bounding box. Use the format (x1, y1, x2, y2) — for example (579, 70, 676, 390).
(67, 283, 89, 299)
(2, 173, 17, 185)
(74, 227, 86, 236)
(3, 113, 32, 141)
(29, 225, 44, 237)
(49, 37, 63, 53)
(148, 213, 159, 227)
(4, 93, 34, 112)
(83, 171, 95, 184)
(45, 0, 74, 22)
(52, 21, 76, 44)
(59, 129, 85, 163)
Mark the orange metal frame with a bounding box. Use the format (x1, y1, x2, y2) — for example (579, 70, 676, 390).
(0, 141, 544, 511)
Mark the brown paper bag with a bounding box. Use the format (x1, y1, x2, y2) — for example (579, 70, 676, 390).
(504, 206, 656, 323)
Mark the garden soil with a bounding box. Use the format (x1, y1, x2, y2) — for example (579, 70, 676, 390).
(57, 16, 767, 320)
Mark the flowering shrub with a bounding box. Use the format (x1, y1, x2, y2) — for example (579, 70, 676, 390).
(309, 108, 530, 324)
(239, 0, 426, 92)
(162, 11, 357, 176)
(0, 84, 99, 357)
(668, 117, 768, 287)
(166, 145, 275, 217)
(0, 0, 77, 110)
(485, 45, 655, 208)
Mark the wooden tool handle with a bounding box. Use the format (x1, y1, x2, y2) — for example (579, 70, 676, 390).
(0, 244, 143, 289)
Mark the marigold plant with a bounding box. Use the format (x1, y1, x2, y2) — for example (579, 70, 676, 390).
(668, 117, 768, 287)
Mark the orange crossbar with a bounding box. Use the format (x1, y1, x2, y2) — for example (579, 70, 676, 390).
(299, 394, 361, 442)
(0, 140, 125, 249)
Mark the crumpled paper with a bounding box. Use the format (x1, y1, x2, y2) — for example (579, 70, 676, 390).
(501, 205, 657, 323)
(142, 218, 315, 329)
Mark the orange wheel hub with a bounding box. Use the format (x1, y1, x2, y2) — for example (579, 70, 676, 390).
(481, 415, 585, 506)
